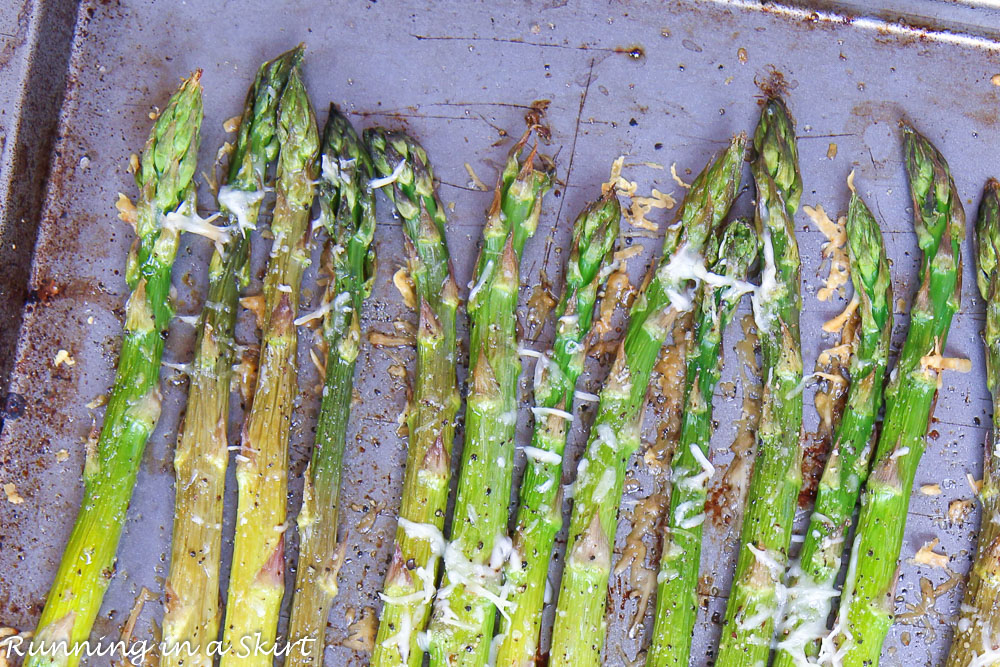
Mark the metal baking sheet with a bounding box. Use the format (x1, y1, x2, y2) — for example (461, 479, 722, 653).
(3, 1, 1000, 665)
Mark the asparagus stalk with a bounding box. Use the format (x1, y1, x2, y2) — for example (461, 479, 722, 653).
(425, 128, 554, 666)
(548, 132, 747, 667)
(772, 190, 892, 667)
(833, 124, 965, 666)
(286, 106, 376, 667)
(495, 191, 622, 667)
(219, 66, 319, 667)
(26, 73, 203, 667)
(948, 179, 1000, 667)
(645, 218, 759, 667)
(161, 49, 301, 667)
(365, 128, 461, 667)
(716, 97, 804, 665)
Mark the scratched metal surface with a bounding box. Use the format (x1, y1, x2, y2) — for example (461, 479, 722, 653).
(1, 1, 999, 665)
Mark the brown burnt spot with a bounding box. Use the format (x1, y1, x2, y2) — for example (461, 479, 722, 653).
(614, 44, 645, 61)
(525, 100, 552, 143)
(26, 278, 62, 304)
(798, 432, 830, 507)
(964, 103, 999, 128)
(755, 67, 789, 99)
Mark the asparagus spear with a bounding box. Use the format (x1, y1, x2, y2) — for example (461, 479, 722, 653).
(716, 97, 804, 665)
(161, 49, 300, 667)
(219, 66, 319, 667)
(366, 128, 462, 667)
(495, 191, 621, 667)
(548, 132, 747, 667)
(286, 106, 376, 667)
(26, 73, 203, 667)
(425, 128, 554, 666)
(772, 190, 892, 667)
(948, 179, 1000, 667)
(645, 218, 759, 667)
(833, 124, 965, 666)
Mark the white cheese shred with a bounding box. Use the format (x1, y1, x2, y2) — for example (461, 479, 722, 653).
(522, 446, 562, 466)
(369, 158, 407, 189)
(530, 406, 574, 422)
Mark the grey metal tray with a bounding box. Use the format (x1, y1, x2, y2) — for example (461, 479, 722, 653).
(3, 1, 1000, 665)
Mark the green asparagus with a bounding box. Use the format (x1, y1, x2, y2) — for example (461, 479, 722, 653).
(772, 190, 892, 667)
(162, 49, 301, 667)
(717, 97, 804, 665)
(947, 178, 1000, 667)
(495, 190, 621, 667)
(28, 72, 203, 667)
(425, 128, 553, 666)
(286, 106, 376, 667)
(548, 132, 747, 667)
(645, 218, 759, 667)
(833, 123, 965, 666)
(366, 128, 462, 667)
(220, 66, 319, 667)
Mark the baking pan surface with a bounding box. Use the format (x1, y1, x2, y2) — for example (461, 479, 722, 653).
(2, 1, 1000, 665)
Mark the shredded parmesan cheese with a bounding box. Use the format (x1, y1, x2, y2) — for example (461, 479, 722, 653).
(343, 607, 377, 651)
(164, 208, 227, 243)
(222, 115, 241, 133)
(625, 189, 676, 231)
(602, 156, 638, 197)
(119, 587, 153, 659)
(592, 468, 616, 503)
(398, 519, 447, 556)
(3, 483, 24, 505)
(670, 162, 691, 189)
(921, 351, 972, 375)
(464, 163, 489, 191)
(804, 204, 849, 301)
(53, 349, 75, 367)
(818, 342, 852, 367)
(949, 498, 974, 524)
(115, 193, 138, 229)
(968, 473, 984, 495)
(86, 394, 107, 409)
(612, 245, 644, 265)
(369, 331, 415, 348)
(393, 267, 417, 310)
(530, 406, 574, 422)
(468, 259, 494, 306)
(522, 446, 562, 466)
(370, 159, 407, 189)
(913, 538, 949, 569)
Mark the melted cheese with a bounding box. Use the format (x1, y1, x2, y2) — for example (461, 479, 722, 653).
(393, 267, 417, 310)
(217, 185, 264, 232)
(804, 204, 849, 302)
(823, 296, 859, 333)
